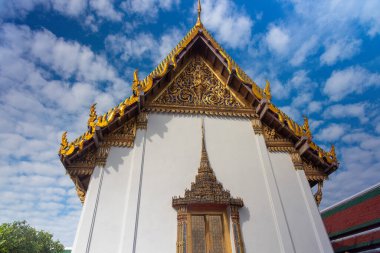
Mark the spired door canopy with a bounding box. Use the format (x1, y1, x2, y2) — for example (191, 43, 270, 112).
(172, 119, 244, 253)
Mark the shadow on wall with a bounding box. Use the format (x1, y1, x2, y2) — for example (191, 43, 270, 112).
(240, 205, 251, 252)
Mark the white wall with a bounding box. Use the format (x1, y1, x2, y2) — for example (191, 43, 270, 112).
(269, 152, 333, 253)
(72, 113, 332, 253)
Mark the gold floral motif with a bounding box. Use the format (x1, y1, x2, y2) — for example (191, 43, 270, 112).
(314, 181, 324, 207)
(102, 118, 137, 148)
(70, 175, 86, 204)
(96, 143, 111, 168)
(152, 56, 244, 110)
(68, 148, 97, 170)
(136, 112, 148, 130)
(262, 125, 295, 152)
(303, 160, 327, 181)
(302, 115, 312, 141)
(88, 103, 97, 133)
(263, 80, 271, 101)
(251, 115, 263, 135)
(290, 151, 303, 170)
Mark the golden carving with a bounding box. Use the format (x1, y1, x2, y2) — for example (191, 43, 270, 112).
(314, 181, 324, 207)
(172, 120, 244, 208)
(251, 115, 263, 135)
(303, 160, 327, 181)
(302, 115, 312, 141)
(173, 120, 244, 253)
(70, 175, 86, 204)
(290, 151, 303, 170)
(263, 125, 295, 152)
(231, 206, 245, 253)
(59, 20, 336, 168)
(96, 143, 111, 168)
(68, 148, 96, 170)
(329, 144, 337, 162)
(263, 80, 271, 101)
(263, 126, 276, 139)
(103, 118, 137, 148)
(132, 69, 142, 97)
(88, 103, 97, 134)
(196, 0, 202, 28)
(151, 56, 246, 113)
(176, 206, 188, 253)
(59, 132, 74, 156)
(136, 112, 148, 130)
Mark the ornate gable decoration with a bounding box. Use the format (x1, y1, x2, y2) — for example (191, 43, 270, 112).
(149, 56, 254, 117)
(172, 120, 243, 208)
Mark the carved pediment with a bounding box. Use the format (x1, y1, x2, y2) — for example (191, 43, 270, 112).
(149, 56, 254, 117)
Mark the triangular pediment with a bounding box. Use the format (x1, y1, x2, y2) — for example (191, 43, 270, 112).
(147, 55, 255, 117)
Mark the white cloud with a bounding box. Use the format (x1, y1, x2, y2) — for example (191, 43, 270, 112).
(316, 123, 347, 142)
(105, 28, 184, 65)
(258, 0, 380, 67)
(322, 131, 380, 208)
(307, 101, 323, 113)
(323, 103, 369, 123)
(290, 36, 318, 66)
(121, 0, 179, 18)
(51, 0, 87, 16)
(320, 39, 361, 66)
(0, 0, 121, 23)
(265, 26, 290, 55)
(89, 0, 122, 21)
(0, 23, 130, 246)
(323, 66, 380, 101)
(201, 0, 253, 49)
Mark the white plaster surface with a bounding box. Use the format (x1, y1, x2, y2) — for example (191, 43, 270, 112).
(72, 113, 332, 253)
(269, 152, 333, 253)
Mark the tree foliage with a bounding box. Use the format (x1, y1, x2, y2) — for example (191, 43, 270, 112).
(0, 221, 64, 253)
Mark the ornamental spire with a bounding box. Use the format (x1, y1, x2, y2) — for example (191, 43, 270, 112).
(303, 115, 312, 141)
(196, 0, 202, 28)
(200, 118, 211, 173)
(87, 103, 97, 133)
(264, 80, 271, 101)
(132, 69, 141, 96)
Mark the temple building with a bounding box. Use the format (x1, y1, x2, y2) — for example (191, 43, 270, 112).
(322, 183, 380, 253)
(59, 2, 338, 252)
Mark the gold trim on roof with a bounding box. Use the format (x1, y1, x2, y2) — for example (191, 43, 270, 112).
(59, 19, 337, 166)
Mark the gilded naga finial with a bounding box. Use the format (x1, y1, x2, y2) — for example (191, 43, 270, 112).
(314, 181, 323, 207)
(88, 103, 97, 133)
(61, 131, 68, 150)
(329, 144, 337, 162)
(132, 69, 141, 96)
(303, 115, 312, 141)
(196, 0, 202, 28)
(264, 80, 271, 101)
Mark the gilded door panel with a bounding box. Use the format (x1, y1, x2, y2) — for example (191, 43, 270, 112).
(207, 215, 225, 253)
(192, 215, 206, 253)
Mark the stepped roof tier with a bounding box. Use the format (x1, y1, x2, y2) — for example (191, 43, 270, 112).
(59, 13, 338, 201)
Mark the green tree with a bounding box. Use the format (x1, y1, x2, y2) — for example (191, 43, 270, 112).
(0, 221, 64, 253)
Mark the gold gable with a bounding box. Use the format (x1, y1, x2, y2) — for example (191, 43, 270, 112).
(148, 56, 255, 117)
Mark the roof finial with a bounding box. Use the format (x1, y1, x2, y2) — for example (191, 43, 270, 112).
(264, 80, 271, 102)
(196, 0, 202, 28)
(302, 115, 312, 141)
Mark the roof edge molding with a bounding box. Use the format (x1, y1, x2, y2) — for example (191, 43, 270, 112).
(59, 19, 338, 179)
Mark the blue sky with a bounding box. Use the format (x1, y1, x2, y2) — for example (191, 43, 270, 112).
(0, 0, 379, 247)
